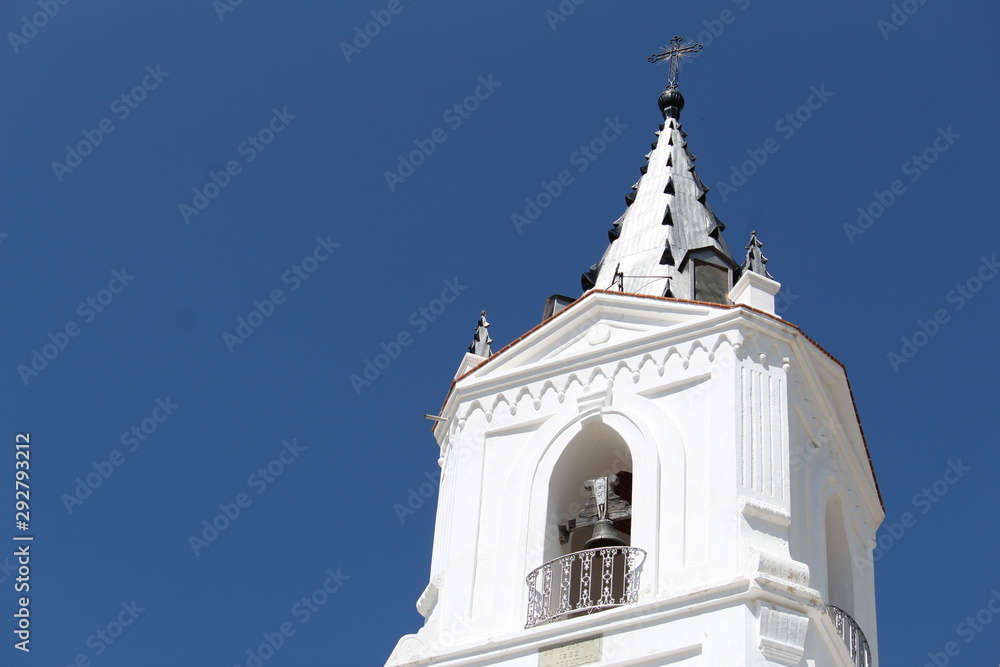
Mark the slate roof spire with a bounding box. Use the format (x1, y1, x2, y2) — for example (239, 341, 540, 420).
(581, 49, 737, 303)
(468, 311, 493, 357)
(740, 230, 773, 279)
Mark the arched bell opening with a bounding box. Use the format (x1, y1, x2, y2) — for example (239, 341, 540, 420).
(543, 423, 634, 561)
(525, 422, 643, 628)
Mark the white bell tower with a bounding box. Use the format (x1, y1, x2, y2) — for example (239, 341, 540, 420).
(385, 40, 883, 667)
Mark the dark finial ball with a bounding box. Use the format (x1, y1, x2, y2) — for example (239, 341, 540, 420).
(658, 87, 685, 114)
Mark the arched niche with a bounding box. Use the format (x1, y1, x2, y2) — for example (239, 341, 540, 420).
(825, 496, 855, 615)
(543, 422, 633, 561)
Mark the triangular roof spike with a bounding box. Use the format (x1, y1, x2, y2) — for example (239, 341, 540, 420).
(692, 171, 709, 194)
(468, 311, 493, 357)
(663, 276, 674, 298)
(741, 230, 773, 279)
(659, 245, 675, 266)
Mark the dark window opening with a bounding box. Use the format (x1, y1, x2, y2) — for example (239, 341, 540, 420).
(693, 260, 730, 304)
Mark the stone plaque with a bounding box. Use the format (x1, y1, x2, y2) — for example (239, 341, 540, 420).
(538, 636, 602, 667)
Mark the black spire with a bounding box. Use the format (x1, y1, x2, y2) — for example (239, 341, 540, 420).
(740, 231, 773, 279)
(468, 311, 493, 357)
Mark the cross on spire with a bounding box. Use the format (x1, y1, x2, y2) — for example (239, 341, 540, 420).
(648, 35, 703, 89)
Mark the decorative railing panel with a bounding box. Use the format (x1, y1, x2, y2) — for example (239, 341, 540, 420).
(828, 605, 872, 667)
(525, 546, 645, 628)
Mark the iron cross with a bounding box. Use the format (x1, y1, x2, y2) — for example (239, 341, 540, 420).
(648, 35, 703, 89)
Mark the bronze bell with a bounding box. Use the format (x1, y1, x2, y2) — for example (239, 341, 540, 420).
(585, 518, 625, 549)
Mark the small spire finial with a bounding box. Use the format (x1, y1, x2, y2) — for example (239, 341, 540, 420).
(468, 310, 493, 357)
(741, 231, 773, 279)
(648, 35, 703, 90)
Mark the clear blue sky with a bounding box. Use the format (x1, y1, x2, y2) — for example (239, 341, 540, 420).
(2, 1, 998, 665)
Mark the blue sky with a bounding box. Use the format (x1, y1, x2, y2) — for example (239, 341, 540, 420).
(1, 1, 998, 665)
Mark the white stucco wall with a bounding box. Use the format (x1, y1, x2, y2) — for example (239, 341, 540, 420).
(386, 291, 883, 667)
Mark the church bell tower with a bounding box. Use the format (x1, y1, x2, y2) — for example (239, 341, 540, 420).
(385, 38, 884, 667)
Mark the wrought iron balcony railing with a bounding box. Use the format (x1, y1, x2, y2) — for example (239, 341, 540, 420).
(525, 546, 646, 628)
(828, 604, 872, 667)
